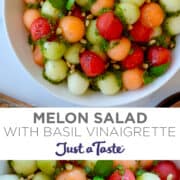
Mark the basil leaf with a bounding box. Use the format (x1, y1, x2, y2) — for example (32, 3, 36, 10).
(143, 63, 170, 85)
(100, 39, 109, 52)
(48, 0, 66, 9)
(143, 72, 155, 85)
(81, 0, 96, 11)
(94, 160, 113, 177)
(27, 3, 40, 9)
(113, 70, 122, 88)
(66, 0, 75, 10)
(93, 176, 104, 180)
(152, 160, 159, 166)
(115, 165, 125, 176)
(149, 63, 170, 77)
(136, 169, 146, 177)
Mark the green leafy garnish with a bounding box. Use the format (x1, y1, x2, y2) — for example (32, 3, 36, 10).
(81, 0, 96, 11)
(155, 34, 170, 48)
(37, 38, 46, 51)
(94, 160, 113, 177)
(98, 8, 111, 15)
(66, 0, 75, 10)
(143, 63, 170, 85)
(136, 169, 146, 177)
(90, 78, 100, 91)
(48, 0, 66, 9)
(149, 63, 170, 76)
(100, 39, 109, 52)
(152, 160, 159, 166)
(112, 70, 122, 88)
(84, 166, 92, 174)
(115, 165, 125, 176)
(28, 35, 34, 46)
(143, 72, 155, 85)
(93, 176, 105, 180)
(27, 3, 40, 9)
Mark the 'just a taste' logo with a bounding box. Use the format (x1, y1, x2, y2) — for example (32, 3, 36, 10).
(55, 141, 125, 157)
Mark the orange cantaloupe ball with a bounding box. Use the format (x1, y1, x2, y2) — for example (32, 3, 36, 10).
(33, 45, 44, 67)
(122, 68, 144, 90)
(56, 167, 87, 180)
(107, 37, 131, 61)
(113, 160, 138, 172)
(23, 9, 41, 30)
(139, 160, 154, 169)
(59, 16, 85, 43)
(140, 3, 164, 28)
(24, 0, 39, 4)
(91, 0, 115, 16)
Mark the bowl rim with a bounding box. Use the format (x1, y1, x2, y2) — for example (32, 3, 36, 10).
(157, 92, 180, 107)
(2, 0, 180, 107)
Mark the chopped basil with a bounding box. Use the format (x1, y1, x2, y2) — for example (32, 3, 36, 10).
(155, 34, 170, 48)
(66, 0, 75, 10)
(94, 160, 113, 177)
(115, 165, 125, 176)
(48, 0, 66, 9)
(143, 63, 170, 85)
(149, 63, 170, 76)
(27, 3, 40, 9)
(93, 176, 104, 180)
(136, 169, 146, 177)
(100, 39, 109, 52)
(98, 8, 111, 15)
(143, 72, 155, 85)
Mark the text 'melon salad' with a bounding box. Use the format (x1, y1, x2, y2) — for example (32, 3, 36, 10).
(23, 0, 180, 96)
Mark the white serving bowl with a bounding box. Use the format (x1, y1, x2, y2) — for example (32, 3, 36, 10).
(3, 0, 180, 106)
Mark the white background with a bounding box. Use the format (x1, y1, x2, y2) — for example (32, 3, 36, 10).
(0, 2, 179, 107)
(0, 108, 180, 160)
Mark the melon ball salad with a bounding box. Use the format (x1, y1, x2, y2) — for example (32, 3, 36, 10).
(23, 0, 180, 96)
(1, 160, 180, 180)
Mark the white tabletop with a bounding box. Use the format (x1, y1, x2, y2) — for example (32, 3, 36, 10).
(0, 5, 179, 107)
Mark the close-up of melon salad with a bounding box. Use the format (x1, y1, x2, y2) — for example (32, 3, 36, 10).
(23, 0, 180, 96)
(1, 160, 180, 180)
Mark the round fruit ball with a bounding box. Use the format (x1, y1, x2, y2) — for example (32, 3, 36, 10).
(59, 16, 85, 43)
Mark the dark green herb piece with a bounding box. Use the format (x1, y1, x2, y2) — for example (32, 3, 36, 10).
(143, 71, 155, 85)
(149, 63, 170, 77)
(37, 38, 46, 51)
(66, 0, 75, 10)
(143, 63, 169, 85)
(155, 34, 170, 48)
(152, 160, 159, 166)
(112, 70, 122, 88)
(54, 167, 64, 177)
(27, 3, 40, 9)
(94, 160, 113, 177)
(93, 176, 105, 180)
(136, 169, 146, 177)
(48, 0, 66, 9)
(100, 39, 109, 52)
(28, 35, 34, 46)
(98, 8, 111, 15)
(84, 166, 92, 174)
(90, 77, 100, 91)
(115, 165, 125, 176)
(77, 160, 83, 165)
(81, 0, 96, 11)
